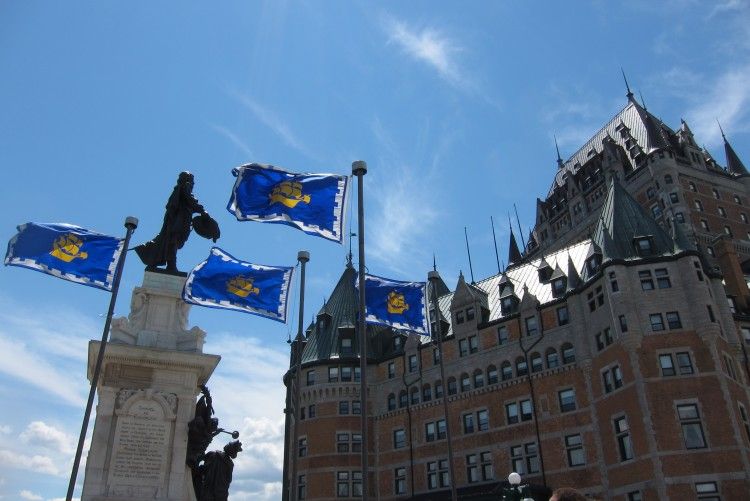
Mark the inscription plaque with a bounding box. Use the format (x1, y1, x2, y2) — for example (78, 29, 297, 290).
(108, 397, 171, 488)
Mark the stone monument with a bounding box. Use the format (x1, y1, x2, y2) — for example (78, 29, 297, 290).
(80, 271, 220, 500)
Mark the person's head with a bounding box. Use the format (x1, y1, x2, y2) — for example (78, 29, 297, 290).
(224, 440, 243, 458)
(549, 487, 587, 501)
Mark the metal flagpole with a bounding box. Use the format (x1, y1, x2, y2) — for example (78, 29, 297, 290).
(290, 251, 310, 501)
(428, 271, 458, 501)
(491, 216, 501, 274)
(66, 216, 138, 501)
(352, 160, 369, 500)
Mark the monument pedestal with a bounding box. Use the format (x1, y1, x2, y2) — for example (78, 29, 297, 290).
(81, 271, 220, 501)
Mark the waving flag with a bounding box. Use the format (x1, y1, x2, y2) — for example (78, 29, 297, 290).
(227, 163, 349, 243)
(183, 247, 294, 322)
(5, 222, 124, 291)
(361, 274, 428, 334)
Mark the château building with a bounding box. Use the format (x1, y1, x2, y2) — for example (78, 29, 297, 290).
(281, 90, 750, 500)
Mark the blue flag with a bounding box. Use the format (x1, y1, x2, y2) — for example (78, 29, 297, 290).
(227, 163, 349, 243)
(183, 247, 294, 323)
(4, 222, 124, 291)
(361, 274, 428, 334)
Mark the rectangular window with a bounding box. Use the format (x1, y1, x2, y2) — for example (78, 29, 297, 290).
(695, 481, 720, 500)
(627, 492, 642, 501)
(456, 310, 465, 324)
(354, 367, 361, 382)
(565, 434, 585, 466)
(433, 348, 441, 365)
(341, 337, 353, 355)
(463, 413, 475, 434)
(393, 429, 406, 449)
(469, 335, 479, 353)
(408, 354, 418, 372)
(466, 306, 475, 321)
(427, 460, 450, 489)
(619, 314, 628, 333)
(678, 404, 707, 449)
(614, 416, 634, 461)
(650, 313, 665, 332)
(510, 442, 539, 474)
(506, 402, 519, 425)
(341, 366, 352, 382)
(388, 362, 395, 379)
(497, 326, 509, 345)
(466, 454, 478, 483)
(603, 370, 614, 394)
(306, 370, 316, 386)
(339, 401, 349, 415)
(525, 316, 539, 336)
(337, 433, 350, 453)
(308, 404, 316, 418)
(329, 367, 339, 382)
(655, 268, 671, 288)
(352, 433, 362, 453)
(394, 467, 406, 495)
(459, 338, 469, 357)
(559, 389, 576, 412)
(660, 354, 676, 376)
(521, 399, 533, 421)
(480, 451, 493, 480)
(666, 311, 682, 329)
(557, 305, 569, 325)
(677, 352, 694, 375)
(298, 474, 306, 500)
(425, 422, 436, 442)
(352, 400, 361, 415)
(298, 437, 307, 457)
(477, 409, 489, 431)
(639, 270, 654, 290)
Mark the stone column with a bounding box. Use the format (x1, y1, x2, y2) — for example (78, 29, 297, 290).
(81, 271, 220, 501)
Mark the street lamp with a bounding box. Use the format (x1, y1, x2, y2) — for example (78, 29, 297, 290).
(501, 472, 534, 501)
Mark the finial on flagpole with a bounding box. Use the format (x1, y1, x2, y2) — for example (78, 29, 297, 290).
(621, 68, 634, 100)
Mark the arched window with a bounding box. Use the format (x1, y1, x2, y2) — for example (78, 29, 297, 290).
(422, 384, 432, 402)
(562, 343, 575, 364)
(387, 393, 396, 411)
(461, 372, 471, 392)
(435, 380, 443, 398)
(487, 365, 498, 385)
(546, 348, 559, 368)
(448, 377, 457, 395)
(410, 387, 420, 405)
(501, 361, 513, 381)
(473, 369, 484, 388)
(399, 390, 408, 408)
(516, 356, 528, 377)
(530, 352, 543, 373)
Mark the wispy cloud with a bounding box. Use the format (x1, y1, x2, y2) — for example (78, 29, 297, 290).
(210, 124, 254, 158)
(20, 422, 75, 456)
(709, 0, 746, 19)
(226, 89, 317, 160)
(20, 490, 43, 500)
(685, 65, 750, 146)
(0, 450, 59, 476)
(383, 16, 468, 89)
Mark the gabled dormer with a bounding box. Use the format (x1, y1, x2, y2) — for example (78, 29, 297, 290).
(549, 263, 567, 298)
(499, 274, 519, 316)
(451, 272, 489, 329)
(537, 256, 553, 283)
(518, 285, 541, 337)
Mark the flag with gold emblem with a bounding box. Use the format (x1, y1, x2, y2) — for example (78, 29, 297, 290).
(227, 163, 349, 243)
(360, 274, 428, 334)
(183, 247, 294, 322)
(4, 222, 124, 291)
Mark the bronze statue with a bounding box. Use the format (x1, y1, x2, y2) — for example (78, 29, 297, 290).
(198, 440, 243, 501)
(135, 171, 219, 273)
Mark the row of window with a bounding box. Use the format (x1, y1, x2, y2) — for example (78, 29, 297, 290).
(307, 365, 361, 386)
(386, 346, 576, 410)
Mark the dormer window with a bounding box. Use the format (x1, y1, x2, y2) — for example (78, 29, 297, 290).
(501, 296, 518, 315)
(634, 236, 654, 256)
(586, 254, 601, 275)
(538, 264, 552, 282)
(393, 336, 403, 351)
(689, 182, 697, 192)
(340, 337, 353, 356)
(552, 277, 566, 297)
(466, 307, 475, 321)
(456, 310, 465, 324)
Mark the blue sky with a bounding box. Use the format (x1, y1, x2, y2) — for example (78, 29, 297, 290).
(1, 1, 749, 499)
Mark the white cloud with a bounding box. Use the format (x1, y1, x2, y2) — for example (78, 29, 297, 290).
(227, 89, 316, 159)
(0, 450, 59, 476)
(19, 491, 42, 500)
(210, 124, 254, 158)
(685, 65, 750, 147)
(709, 0, 746, 18)
(20, 421, 75, 455)
(0, 425, 11, 435)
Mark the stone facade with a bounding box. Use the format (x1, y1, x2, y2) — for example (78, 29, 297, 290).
(82, 271, 220, 501)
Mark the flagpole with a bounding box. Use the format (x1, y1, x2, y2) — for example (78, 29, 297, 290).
(352, 160, 369, 500)
(66, 216, 137, 501)
(290, 250, 309, 501)
(428, 270, 458, 501)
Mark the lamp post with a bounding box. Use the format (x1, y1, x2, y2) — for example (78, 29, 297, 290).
(501, 472, 534, 501)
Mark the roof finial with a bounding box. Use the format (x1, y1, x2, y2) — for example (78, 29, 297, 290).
(717, 118, 727, 141)
(433, 253, 437, 272)
(621, 68, 634, 101)
(554, 135, 564, 169)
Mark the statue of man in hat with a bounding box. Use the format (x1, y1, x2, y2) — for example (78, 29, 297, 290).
(135, 171, 219, 273)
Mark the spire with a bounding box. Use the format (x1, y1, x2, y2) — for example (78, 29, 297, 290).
(622, 68, 635, 102)
(718, 121, 749, 176)
(555, 135, 564, 169)
(508, 228, 522, 265)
